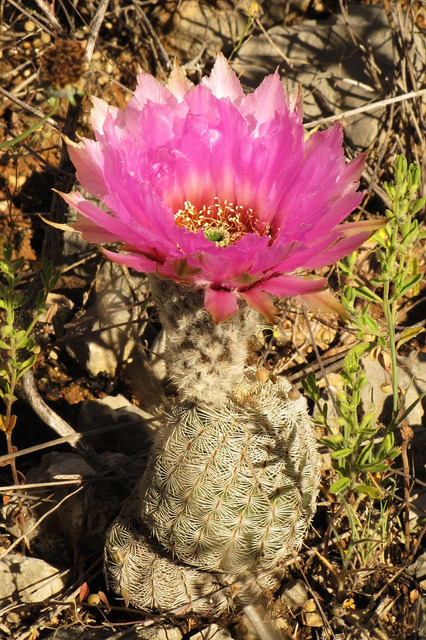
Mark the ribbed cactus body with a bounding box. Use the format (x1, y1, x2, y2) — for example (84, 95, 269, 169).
(104, 511, 230, 616)
(105, 483, 283, 615)
(137, 371, 320, 576)
(148, 276, 261, 407)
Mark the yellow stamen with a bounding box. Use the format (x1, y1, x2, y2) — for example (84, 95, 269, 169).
(174, 197, 271, 245)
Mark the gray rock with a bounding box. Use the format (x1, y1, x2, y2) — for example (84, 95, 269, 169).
(408, 551, 426, 580)
(64, 256, 149, 378)
(2, 452, 136, 564)
(77, 394, 160, 455)
(281, 579, 309, 608)
(361, 354, 426, 429)
(0, 555, 66, 606)
(160, 0, 247, 59)
(65, 288, 140, 377)
(411, 597, 426, 639)
(190, 625, 231, 640)
(235, 5, 424, 148)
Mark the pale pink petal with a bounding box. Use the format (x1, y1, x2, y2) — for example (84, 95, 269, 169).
(204, 288, 239, 323)
(202, 53, 244, 102)
(240, 288, 277, 323)
(67, 140, 108, 197)
(288, 84, 303, 119)
(240, 72, 288, 129)
(296, 289, 348, 318)
(72, 217, 123, 244)
(131, 71, 176, 108)
(90, 96, 123, 138)
(166, 62, 194, 102)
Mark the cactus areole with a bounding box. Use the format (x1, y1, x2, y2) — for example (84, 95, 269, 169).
(59, 53, 379, 323)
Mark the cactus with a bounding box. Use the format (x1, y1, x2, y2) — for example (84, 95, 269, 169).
(104, 281, 321, 616)
(133, 370, 320, 576)
(148, 276, 261, 407)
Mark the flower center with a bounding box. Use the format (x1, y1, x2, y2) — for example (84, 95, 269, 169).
(174, 197, 270, 246)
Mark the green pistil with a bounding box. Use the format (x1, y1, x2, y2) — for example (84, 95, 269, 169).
(204, 228, 231, 246)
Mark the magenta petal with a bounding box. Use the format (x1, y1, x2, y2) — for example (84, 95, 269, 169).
(63, 53, 374, 323)
(260, 275, 326, 297)
(101, 247, 159, 273)
(204, 288, 239, 322)
(240, 288, 277, 323)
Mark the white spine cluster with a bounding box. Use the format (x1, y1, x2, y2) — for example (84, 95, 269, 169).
(148, 275, 261, 407)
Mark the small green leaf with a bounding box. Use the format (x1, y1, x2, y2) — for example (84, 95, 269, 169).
(353, 484, 382, 498)
(355, 286, 382, 304)
(330, 476, 351, 494)
(391, 273, 422, 301)
(396, 326, 424, 350)
(331, 447, 355, 460)
(411, 197, 426, 215)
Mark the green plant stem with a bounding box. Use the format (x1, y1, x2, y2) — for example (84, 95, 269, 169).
(0, 101, 58, 150)
(383, 283, 399, 418)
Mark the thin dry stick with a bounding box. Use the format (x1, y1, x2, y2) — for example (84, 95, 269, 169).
(401, 424, 414, 555)
(0, 87, 62, 131)
(133, 1, 172, 72)
(0, 485, 85, 560)
(7, 0, 56, 37)
(301, 307, 339, 417)
(21, 370, 110, 473)
(0, 419, 153, 467)
(33, 0, 66, 35)
(304, 88, 426, 128)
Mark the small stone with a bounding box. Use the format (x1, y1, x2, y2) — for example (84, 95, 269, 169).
(408, 551, 426, 579)
(0, 555, 66, 605)
(256, 367, 270, 382)
(411, 589, 420, 602)
(281, 579, 309, 608)
(304, 598, 317, 613)
(288, 387, 301, 400)
(305, 612, 324, 627)
(190, 625, 231, 640)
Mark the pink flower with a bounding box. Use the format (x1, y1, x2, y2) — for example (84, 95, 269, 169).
(60, 54, 381, 322)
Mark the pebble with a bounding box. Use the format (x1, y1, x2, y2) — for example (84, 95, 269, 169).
(305, 612, 324, 627)
(191, 625, 231, 640)
(24, 20, 36, 32)
(281, 579, 309, 608)
(0, 555, 66, 606)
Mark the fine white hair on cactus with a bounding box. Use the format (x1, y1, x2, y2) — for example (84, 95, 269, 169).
(148, 276, 262, 407)
(104, 513, 231, 616)
(105, 495, 285, 615)
(136, 371, 320, 576)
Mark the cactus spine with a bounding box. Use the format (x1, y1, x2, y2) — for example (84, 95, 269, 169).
(105, 280, 320, 616)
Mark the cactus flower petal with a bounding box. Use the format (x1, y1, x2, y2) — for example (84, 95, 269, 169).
(204, 288, 239, 322)
(61, 54, 380, 321)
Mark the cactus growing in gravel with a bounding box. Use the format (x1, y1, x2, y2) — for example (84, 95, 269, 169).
(55, 51, 378, 616)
